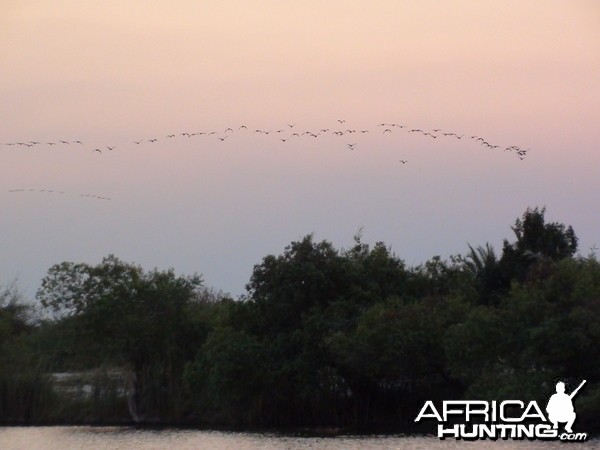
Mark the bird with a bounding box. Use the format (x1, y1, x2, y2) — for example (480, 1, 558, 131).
(94, 148, 102, 153)
(107, 146, 115, 151)
(399, 160, 408, 164)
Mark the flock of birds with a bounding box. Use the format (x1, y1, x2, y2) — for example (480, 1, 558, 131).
(4, 120, 529, 200)
(7, 189, 111, 201)
(1, 119, 529, 159)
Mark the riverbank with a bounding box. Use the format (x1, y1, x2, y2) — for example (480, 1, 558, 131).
(1, 426, 599, 450)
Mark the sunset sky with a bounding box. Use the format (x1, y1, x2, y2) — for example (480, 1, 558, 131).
(1, 1, 599, 298)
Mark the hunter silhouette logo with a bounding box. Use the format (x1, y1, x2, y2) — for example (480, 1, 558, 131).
(546, 380, 585, 433)
(415, 379, 588, 441)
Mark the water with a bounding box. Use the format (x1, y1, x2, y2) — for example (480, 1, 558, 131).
(0, 427, 598, 450)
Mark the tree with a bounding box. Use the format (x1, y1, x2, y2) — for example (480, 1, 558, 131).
(463, 243, 506, 303)
(184, 326, 268, 425)
(245, 234, 351, 335)
(499, 207, 578, 284)
(0, 283, 54, 423)
(36, 255, 207, 422)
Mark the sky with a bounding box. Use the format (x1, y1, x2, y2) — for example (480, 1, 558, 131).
(1, 0, 599, 300)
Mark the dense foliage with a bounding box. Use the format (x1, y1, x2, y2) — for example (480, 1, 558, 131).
(1, 207, 599, 431)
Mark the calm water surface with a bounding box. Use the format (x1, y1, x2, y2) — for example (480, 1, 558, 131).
(0, 427, 598, 450)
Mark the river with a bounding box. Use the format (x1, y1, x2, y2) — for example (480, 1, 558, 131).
(0, 427, 598, 449)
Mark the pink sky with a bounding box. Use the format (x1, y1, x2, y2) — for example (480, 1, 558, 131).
(1, 1, 599, 297)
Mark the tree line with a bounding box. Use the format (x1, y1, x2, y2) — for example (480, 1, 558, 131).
(1, 207, 599, 432)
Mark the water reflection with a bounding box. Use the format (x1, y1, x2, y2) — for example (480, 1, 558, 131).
(0, 427, 598, 449)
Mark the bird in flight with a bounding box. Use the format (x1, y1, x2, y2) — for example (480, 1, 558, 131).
(399, 160, 408, 164)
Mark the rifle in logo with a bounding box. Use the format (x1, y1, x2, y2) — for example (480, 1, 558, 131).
(546, 380, 586, 433)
